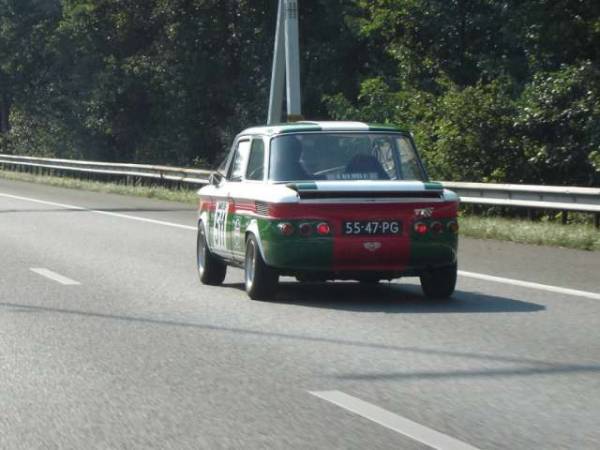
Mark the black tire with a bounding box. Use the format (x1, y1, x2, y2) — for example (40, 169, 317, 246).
(245, 235, 278, 300)
(197, 224, 227, 285)
(420, 263, 457, 299)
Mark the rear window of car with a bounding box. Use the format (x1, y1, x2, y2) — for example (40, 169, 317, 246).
(269, 133, 426, 182)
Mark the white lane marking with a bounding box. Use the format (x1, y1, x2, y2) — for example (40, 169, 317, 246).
(310, 391, 479, 450)
(459, 270, 600, 300)
(3, 191, 600, 301)
(0, 193, 195, 230)
(30, 268, 80, 286)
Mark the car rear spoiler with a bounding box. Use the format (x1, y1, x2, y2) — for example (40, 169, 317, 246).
(285, 182, 444, 201)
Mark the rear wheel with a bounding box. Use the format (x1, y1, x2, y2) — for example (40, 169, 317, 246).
(245, 235, 278, 300)
(197, 224, 227, 285)
(420, 264, 457, 299)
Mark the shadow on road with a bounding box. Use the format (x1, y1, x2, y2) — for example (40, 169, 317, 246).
(221, 281, 544, 314)
(335, 363, 600, 382)
(1, 300, 595, 380)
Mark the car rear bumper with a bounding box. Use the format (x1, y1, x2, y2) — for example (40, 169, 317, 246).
(256, 200, 459, 273)
(261, 233, 457, 273)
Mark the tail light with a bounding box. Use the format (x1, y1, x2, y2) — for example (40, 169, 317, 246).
(430, 221, 443, 234)
(414, 222, 428, 235)
(277, 222, 295, 236)
(316, 222, 331, 235)
(299, 223, 312, 236)
(447, 221, 459, 233)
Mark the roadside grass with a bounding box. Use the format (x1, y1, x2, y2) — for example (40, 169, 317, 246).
(2, 169, 598, 251)
(460, 215, 600, 251)
(0, 169, 198, 204)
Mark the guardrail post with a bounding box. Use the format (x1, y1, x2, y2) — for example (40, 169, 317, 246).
(595, 213, 600, 229)
(561, 211, 568, 225)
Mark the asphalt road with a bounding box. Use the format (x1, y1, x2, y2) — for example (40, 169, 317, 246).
(1, 177, 599, 450)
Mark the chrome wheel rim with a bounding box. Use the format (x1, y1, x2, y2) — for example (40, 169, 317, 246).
(245, 242, 255, 289)
(197, 231, 206, 274)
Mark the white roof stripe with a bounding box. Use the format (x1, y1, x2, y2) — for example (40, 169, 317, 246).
(314, 121, 370, 131)
(240, 121, 377, 135)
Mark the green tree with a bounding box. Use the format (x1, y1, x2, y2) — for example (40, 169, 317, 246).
(1, 0, 599, 188)
(0, 0, 61, 136)
(516, 62, 600, 185)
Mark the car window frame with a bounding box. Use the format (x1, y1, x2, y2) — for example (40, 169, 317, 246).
(245, 136, 267, 183)
(227, 137, 252, 182)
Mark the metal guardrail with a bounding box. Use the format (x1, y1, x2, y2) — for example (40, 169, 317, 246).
(441, 181, 600, 213)
(1, 153, 599, 226)
(0, 154, 212, 185)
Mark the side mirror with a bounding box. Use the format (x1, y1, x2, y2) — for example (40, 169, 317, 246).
(209, 172, 223, 186)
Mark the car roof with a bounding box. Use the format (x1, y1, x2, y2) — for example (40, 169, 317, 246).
(239, 121, 410, 136)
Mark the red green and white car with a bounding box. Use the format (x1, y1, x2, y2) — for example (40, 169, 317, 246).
(196, 121, 459, 300)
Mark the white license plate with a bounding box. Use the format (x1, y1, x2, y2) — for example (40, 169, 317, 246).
(343, 221, 402, 235)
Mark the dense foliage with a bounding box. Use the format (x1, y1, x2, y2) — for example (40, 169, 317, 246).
(0, 0, 598, 185)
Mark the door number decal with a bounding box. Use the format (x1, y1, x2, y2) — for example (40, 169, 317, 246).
(213, 201, 229, 250)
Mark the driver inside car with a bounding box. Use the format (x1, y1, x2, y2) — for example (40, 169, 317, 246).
(345, 153, 390, 180)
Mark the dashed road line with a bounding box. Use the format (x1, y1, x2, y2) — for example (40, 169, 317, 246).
(459, 270, 600, 300)
(30, 268, 80, 286)
(310, 390, 480, 450)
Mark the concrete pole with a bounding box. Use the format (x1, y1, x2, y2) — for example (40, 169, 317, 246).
(284, 0, 302, 121)
(267, 0, 285, 125)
